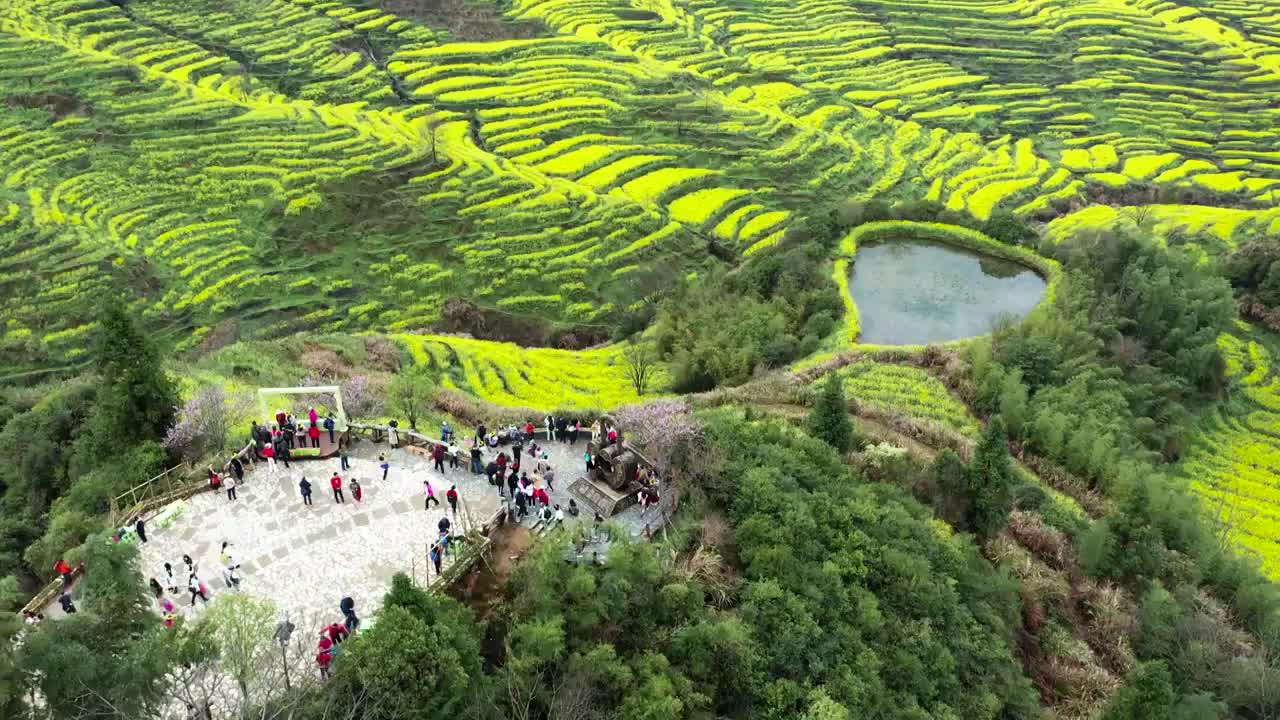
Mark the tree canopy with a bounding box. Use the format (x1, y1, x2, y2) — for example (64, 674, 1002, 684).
(807, 373, 855, 453)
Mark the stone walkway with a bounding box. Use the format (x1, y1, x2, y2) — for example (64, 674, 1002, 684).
(135, 435, 584, 630)
(129, 430, 673, 646)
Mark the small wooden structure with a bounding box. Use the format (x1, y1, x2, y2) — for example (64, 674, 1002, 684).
(589, 438, 643, 490)
(569, 476, 635, 518)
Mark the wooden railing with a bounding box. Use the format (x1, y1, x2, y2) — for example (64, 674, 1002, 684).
(347, 422, 563, 459)
(19, 566, 80, 616)
(106, 441, 258, 529)
(221, 439, 258, 474)
(639, 490, 679, 540)
(406, 494, 503, 590)
(339, 430, 510, 592)
(26, 461, 216, 613)
(107, 461, 194, 529)
(425, 530, 492, 592)
(347, 422, 463, 455)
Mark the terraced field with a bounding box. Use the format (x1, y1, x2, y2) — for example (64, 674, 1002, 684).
(1177, 323, 1280, 578)
(4, 0, 1280, 378)
(838, 360, 979, 435)
(1047, 203, 1280, 258)
(397, 332, 653, 409)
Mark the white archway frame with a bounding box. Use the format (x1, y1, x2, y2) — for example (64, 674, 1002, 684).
(257, 385, 348, 431)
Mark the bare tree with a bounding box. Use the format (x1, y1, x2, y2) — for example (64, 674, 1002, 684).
(623, 340, 654, 397)
(505, 662, 539, 720)
(1121, 206, 1155, 233)
(166, 619, 225, 720)
(420, 115, 442, 166)
(178, 620, 335, 720)
(387, 365, 435, 429)
(549, 670, 600, 720)
(205, 595, 280, 719)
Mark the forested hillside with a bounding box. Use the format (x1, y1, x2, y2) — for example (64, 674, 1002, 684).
(3, 0, 1280, 719)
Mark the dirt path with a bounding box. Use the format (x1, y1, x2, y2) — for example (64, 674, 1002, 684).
(448, 522, 533, 621)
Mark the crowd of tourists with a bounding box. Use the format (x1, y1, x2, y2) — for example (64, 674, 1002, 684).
(54, 403, 663, 682)
(239, 407, 340, 474)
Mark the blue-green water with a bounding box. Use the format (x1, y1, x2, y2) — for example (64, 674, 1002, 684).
(850, 240, 1046, 345)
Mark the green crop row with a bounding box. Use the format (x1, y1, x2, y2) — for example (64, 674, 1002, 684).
(1176, 326, 1280, 578)
(839, 360, 980, 435)
(1, 0, 1277, 388)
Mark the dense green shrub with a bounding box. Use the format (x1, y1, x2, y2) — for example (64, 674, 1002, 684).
(977, 230, 1233, 472)
(965, 227, 1280, 715)
(981, 208, 1037, 246)
(1224, 239, 1280, 312)
(655, 242, 840, 391)
(703, 412, 1040, 719)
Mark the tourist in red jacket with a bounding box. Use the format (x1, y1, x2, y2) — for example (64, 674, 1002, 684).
(324, 622, 348, 645)
(53, 559, 73, 585)
(308, 423, 321, 449)
(330, 473, 344, 504)
(316, 648, 332, 679)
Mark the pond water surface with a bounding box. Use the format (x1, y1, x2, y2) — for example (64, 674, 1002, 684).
(849, 240, 1046, 345)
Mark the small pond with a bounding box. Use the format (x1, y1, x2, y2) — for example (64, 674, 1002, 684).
(849, 240, 1047, 345)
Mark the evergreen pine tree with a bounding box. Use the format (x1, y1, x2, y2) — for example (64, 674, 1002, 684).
(997, 370, 1029, 436)
(71, 304, 177, 475)
(966, 415, 1015, 539)
(92, 303, 178, 442)
(931, 449, 970, 527)
(808, 374, 854, 453)
(1082, 476, 1166, 582)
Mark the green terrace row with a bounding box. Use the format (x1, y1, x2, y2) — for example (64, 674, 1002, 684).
(511, 0, 1280, 206)
(6, 0, 1280, 376)
(841, 0, 1280, 187)
(126, 0, 435, 106)
(1176, 329, 1280, 577)
(386, 34, 846, 246)
(0, 211, 134, 372)
(506, 0, 1072, 218)
(0, 5, 429, 359)
(839, 361, 980, 436)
